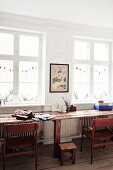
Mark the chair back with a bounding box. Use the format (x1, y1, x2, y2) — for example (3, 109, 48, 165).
(3, 122, 39, 170)
(3, 122, 39, 139)
(81, 117, 113, 164)
(92, 118, 113, 128)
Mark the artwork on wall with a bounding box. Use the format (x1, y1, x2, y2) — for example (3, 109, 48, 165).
(50, 63, 69, 92)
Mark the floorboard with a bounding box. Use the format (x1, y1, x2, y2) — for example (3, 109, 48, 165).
(1, 138, 113, 170)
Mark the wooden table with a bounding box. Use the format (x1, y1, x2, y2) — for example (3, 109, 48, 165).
(0, 117, 32, 124)
(52, 110, 113, 157)
(1, 110, 113, 157)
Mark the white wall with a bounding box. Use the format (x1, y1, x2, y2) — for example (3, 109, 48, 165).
(0, 0, 113, 28)
(1, 12, 113, 143)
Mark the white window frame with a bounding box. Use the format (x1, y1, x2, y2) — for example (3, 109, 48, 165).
(0, 29, 44, 105)
(72, 36, 113, 103)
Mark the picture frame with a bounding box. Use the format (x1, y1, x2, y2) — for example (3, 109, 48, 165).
(50, 63, 69, 92)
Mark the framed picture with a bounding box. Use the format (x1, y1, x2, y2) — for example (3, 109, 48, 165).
(50, 63, 69, 92)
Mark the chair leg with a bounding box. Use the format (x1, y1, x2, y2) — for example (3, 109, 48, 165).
(3, 154, 5, 170)
(32, 146, 34, 158)
(103, 140, 106, 149)
(2, 146, 5, 170)
(72, 149, 76, 164)
(91, 142, 93, 164)
(35, 145, 37, 170)
(60, 151, 64, 165)
(81, 132, 84, 152)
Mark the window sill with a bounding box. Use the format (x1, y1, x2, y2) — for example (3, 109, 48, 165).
(72, 100, 113, 105)
(0, 100, 44, 107)
(0, 103, 51, 114)
(4, 103, 43, 107)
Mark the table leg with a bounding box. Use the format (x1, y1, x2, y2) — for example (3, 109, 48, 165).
(0, 124, 3, 153)
(54, 119, 61, 157)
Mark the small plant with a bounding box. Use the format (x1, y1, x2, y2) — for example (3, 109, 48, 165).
(74, 91, 78, 100)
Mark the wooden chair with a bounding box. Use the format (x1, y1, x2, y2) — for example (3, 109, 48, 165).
(2, 122, 39, 170)
(81, 118, 113, 164)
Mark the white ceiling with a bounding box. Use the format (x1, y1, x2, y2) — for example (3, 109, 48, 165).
(0, 0, 113, 28)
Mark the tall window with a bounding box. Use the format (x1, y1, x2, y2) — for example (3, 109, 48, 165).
(0, 30, 44, 104)
(73, 37, 111, 102)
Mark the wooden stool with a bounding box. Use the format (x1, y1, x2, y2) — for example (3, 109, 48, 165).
(59, 142, 77, 165)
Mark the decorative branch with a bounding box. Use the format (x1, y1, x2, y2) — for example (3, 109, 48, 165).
(62, 97, 70, 107)
(0, 90, 13, 101)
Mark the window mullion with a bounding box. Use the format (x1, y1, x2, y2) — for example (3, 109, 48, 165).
(109, 43, 112, 100)
(89, 40, 93, 99)
(13, 33, 19, 102)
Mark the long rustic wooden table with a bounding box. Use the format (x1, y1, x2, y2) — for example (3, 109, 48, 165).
(1, 109, 113, 157)
(52, 110, 113, 157)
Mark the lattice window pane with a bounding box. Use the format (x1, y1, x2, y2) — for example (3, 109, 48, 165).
(0, 33, 14, 55)
(19, 35, 39, 57)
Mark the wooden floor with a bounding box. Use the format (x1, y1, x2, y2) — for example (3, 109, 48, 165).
(1, 138, 113, 170)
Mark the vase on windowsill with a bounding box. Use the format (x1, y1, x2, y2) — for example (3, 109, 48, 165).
(0, 99, 5, 106)
(2, 99, 5, 106)
(66, 105, 70, 113)
(62, 97, 70, 113)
